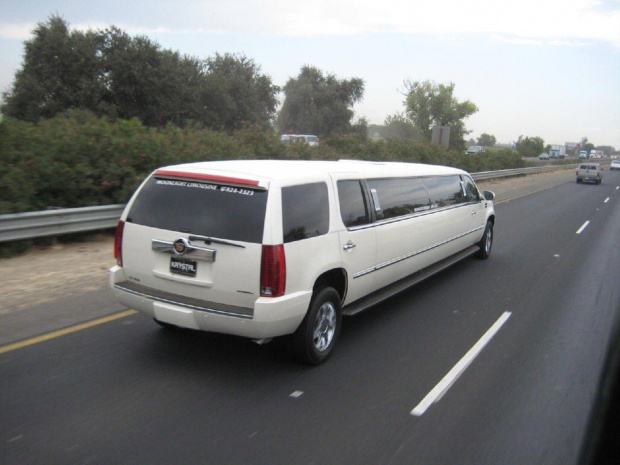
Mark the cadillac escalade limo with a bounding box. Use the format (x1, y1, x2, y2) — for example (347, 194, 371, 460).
(110, 159, 496, 364)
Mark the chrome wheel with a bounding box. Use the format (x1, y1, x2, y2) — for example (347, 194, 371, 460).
(293, 287, 341, 365)
(484, 226, 493, 255)
(312, 301, 337, 352)
(477, 221, 493, 259)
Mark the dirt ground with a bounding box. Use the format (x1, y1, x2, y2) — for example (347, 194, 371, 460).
(0, 168, 576, 316)
(0, 234, 115, 315)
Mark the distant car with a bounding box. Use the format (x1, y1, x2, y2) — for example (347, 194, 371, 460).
(466, 146, 484, 155)
(281, 134, 320, 146)
(539, 153, 550, 160)
(611, 160, 620, 171)
(576, 163, 602, 184)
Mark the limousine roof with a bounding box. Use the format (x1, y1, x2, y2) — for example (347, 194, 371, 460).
(155, 159, 467, 184)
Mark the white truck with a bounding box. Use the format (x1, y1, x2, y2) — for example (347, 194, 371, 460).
(549, 144, 566, 159)
(576, 163, 603, 184)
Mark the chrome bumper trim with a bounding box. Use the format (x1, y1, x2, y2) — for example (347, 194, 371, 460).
(114, 281, 254, 319)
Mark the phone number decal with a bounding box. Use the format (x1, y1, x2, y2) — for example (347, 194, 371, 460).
(219, 186, 254, 196)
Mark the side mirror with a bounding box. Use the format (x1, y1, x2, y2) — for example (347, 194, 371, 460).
(482, 190, 495, 201)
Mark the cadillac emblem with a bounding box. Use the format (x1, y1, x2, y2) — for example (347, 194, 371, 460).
(173, 238, 189, 255)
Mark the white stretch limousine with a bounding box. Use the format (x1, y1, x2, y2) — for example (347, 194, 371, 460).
(110, 160, 496, 364)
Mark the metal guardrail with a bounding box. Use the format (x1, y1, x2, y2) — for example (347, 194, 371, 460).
(471, 164, 580, 181)
(0, 204, 125, 243)
(0, 163, 587, 244)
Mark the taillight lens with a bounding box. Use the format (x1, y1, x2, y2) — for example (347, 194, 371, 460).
(114, 220, 125, 267)
(260, 245, 286, 297)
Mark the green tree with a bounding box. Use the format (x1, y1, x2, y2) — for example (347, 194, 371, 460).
(515, 135, 545, 158)
(381, 113, 424, 141)
(1, 17, 279, 130)
(403, 80, 478, 152)
(277, 66, 364, 138)
(596, 145, 616, 156)
(477, 133, 497, 147)
(350, 117, 369, 138)
(99, 27, 207, 127)
(203, 53, 280, 130)
(1, 16, 105, 122)
(580, 137, 595, 154)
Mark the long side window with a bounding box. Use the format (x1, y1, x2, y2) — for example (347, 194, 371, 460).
(366, 178, 430, 221)
(337, 180, 371, 228)
(282, 182, 329, 243)
(423, 176, 464, 207)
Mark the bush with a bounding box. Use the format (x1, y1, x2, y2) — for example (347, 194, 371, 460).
(0, 111, 527, 214)
(455, 149, 526, 173)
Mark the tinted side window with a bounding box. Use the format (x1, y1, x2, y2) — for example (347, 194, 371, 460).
(282, 183, 329, 243)
(367, 178, 430, 220)
(462, 175, 480, 202)
(337, 180, 370, 228)
(424, 176, 464, 207)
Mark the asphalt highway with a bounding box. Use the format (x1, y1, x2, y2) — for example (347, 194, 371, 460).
(1, 170, 620, 464)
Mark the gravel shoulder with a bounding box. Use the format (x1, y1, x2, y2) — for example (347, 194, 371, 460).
(0, 168, 576, 318)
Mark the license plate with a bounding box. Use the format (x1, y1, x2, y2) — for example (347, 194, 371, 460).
(170, 256, 197, 277)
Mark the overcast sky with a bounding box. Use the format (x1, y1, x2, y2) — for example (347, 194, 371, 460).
(1, 0, 619, 147)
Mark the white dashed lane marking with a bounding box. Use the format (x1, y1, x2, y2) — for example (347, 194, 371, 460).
(411, 311, 512, 417)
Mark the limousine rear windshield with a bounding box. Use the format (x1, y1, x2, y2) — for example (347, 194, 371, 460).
(126, 176, 267, 243)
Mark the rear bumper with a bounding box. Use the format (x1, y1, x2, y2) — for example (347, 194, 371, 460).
(109, 266, 311, 338)
(577, 176, 601, 183)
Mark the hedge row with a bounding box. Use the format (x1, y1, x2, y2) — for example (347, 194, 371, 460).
(0, 110, 524, 214)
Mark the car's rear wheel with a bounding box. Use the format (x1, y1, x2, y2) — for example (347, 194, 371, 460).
(292, 287, 341, 365)
(477, 220, 493, 259)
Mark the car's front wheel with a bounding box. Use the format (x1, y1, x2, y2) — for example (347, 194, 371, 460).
(477, 220, 493, 259)
(292, 287, 341, 365)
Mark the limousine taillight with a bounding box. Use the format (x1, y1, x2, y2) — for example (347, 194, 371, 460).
(114, 220, 125, 267)
(260, 244, 286, 297)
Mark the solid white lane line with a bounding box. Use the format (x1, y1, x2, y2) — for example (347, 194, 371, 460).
(411, 311, 512, 417)
(576, 221, 590, 235)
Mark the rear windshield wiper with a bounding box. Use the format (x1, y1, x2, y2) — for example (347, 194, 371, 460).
(188, 234, 246, 249)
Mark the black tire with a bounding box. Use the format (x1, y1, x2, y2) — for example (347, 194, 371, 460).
(292, 287, 342, 365)
(576, 178, 581, 183)
(477, 220, 493, 260)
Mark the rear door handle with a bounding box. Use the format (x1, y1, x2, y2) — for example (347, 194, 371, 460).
(343, 241, 356, 250)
